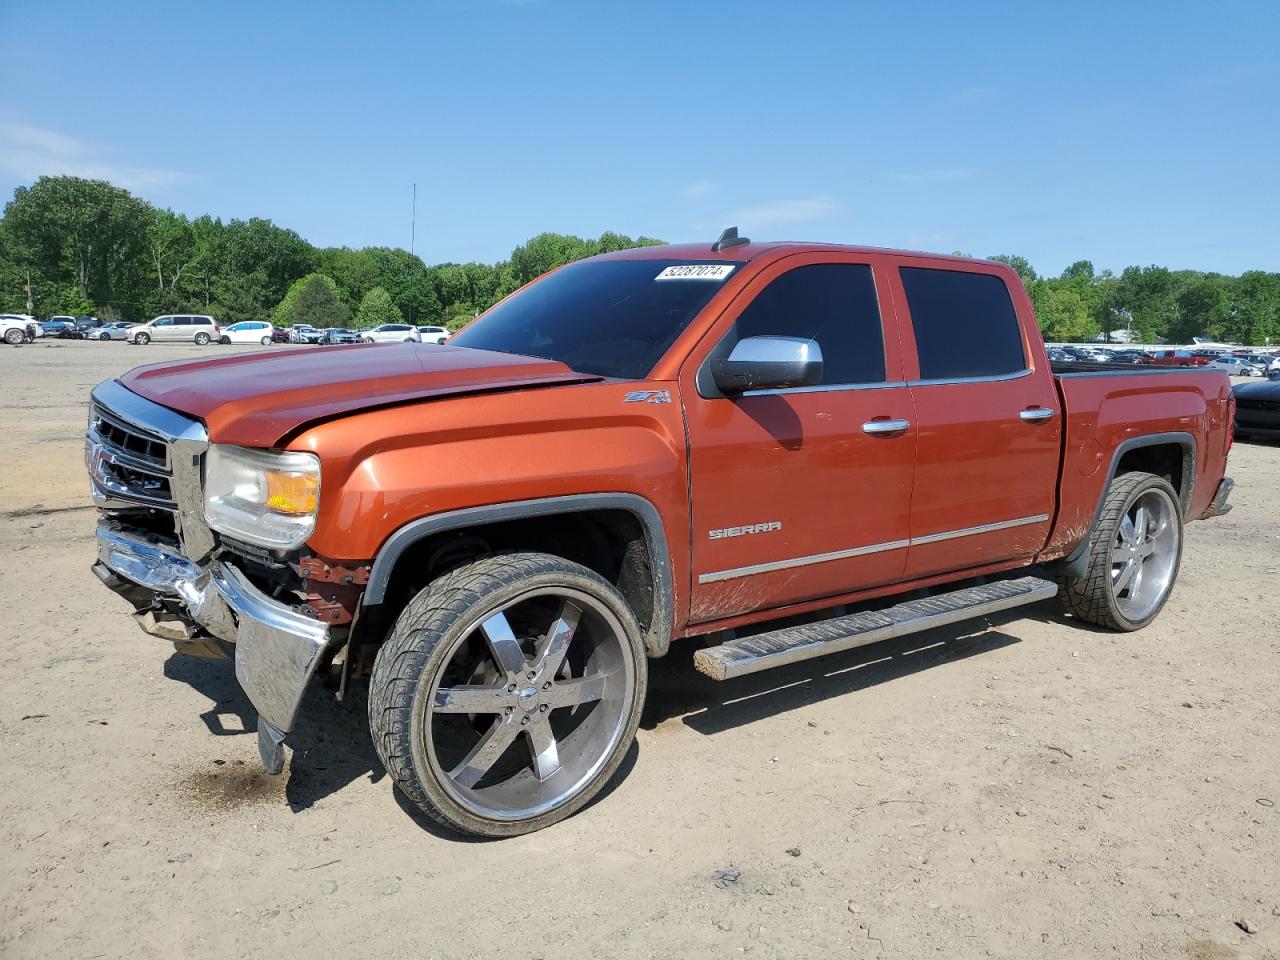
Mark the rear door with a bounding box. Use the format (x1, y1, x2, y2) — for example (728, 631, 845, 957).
(890, 261, 1060, 579)
(682, 253, 917, 623)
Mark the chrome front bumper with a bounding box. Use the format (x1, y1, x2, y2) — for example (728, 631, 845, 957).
(94, 523, 331, 741)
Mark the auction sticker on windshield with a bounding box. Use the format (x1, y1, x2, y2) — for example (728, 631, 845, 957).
(655, 264, 736, 281)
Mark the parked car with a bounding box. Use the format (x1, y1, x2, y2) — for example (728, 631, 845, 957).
(361, 323, 422, 343)
(128, 314, 220, 345)
(1148, 350, 1209, 367)
(271, 326, 291, 343)
(289, 325, 325, 344)
(1240, 353, 1280, 375)
(0, 314, 38, 344)
(1209, 355, 1260, 377)
(87, 236, 1234, 837)
(417, 325, 449, 344)
(41, 319, 78, 338)
(219, 321, 277, 345)
(1110, 349, 1152, 365)
(320, 327, 359, 345)
(72, 316, 104, 336)
(1232, 378, 1280, 439)
(88, 322, 138, 341)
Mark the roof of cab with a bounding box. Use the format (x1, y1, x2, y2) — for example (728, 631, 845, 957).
(594, 240, 1002, 270)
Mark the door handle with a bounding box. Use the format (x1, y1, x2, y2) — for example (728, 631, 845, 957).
(1019, 407, 1056, 422)
(862, 418, 911, 435)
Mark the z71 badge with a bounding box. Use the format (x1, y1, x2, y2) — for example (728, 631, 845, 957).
(624, 390, 672, 404)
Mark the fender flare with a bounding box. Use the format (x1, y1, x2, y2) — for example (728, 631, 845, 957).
(1053, 431, 1196, 577)
(362, 493, 675, 657)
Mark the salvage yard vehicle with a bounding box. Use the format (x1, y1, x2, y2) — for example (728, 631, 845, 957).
(128, 314, 219, 345)
(88, 322, 138, 341)
(1, 314, 38, 344)
(87, 233, 1235, 837)
(219, 321, 276, 345)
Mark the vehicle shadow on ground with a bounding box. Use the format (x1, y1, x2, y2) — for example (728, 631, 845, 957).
(164, 652, 385, 812)
(645, 614, 1031, 736)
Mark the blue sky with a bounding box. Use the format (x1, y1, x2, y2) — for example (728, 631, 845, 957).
(2, 0, 1277, 275)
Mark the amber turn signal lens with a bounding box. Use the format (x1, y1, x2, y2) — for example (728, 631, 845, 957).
(265, 471, 318, 515)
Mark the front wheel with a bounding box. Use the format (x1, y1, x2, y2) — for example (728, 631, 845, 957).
(4, 327, 24, 345)
(134, 332, 151, 345)
(193, 332, 211, 346)
(369, 553, 646, 837)
(1056, 471, 1183, 631)
(260, 335, 272, 345)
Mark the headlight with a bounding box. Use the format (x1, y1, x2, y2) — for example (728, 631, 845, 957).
(203, 445, 320, 549)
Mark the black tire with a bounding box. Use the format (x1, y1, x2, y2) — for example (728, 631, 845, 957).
(3, 327, 23, 345)
(369, 552, 647, 837)
(1055, 471, 1183, 631)
(134, 332, 150, 344)
(193, 331, 211, 345)
(219, 336, 230, 345)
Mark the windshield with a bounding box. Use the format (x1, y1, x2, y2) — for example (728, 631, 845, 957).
(448, 258, 741, 379)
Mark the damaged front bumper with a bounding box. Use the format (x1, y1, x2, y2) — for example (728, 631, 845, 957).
(94, 522, 331, 772)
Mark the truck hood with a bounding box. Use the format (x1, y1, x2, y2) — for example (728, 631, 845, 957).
(117, 343, 601, 446)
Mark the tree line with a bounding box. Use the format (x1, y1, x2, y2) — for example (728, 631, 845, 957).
(1, 175, 1276, 344)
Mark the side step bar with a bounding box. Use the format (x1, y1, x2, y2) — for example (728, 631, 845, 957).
(693, 576, 1058, 681)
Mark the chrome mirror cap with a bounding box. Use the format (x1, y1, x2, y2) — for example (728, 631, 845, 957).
(711, 336, 824, 394)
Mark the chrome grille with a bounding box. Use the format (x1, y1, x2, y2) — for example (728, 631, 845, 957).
(88, 404, 175, 508)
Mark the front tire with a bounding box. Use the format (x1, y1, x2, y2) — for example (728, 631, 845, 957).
(260, 335, 272, 345)
(4, 327, 23, 345)
(134, 332, 150, 345)
(1056, 471, 1183, 631)
(369, 553, 647, 837)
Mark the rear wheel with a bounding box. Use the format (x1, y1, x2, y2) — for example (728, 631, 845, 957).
(1056, 471, 1183, 631)
(193, 331, 211, 346)
(369, 553, 646, 837)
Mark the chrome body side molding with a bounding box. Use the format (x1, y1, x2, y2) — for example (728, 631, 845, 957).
(698, 514, 1050, 585)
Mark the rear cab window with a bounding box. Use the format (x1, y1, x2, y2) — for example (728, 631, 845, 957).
(899, 267, 1026, 380)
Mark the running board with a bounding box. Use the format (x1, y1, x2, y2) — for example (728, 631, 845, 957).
(693, 576, 1058, 681)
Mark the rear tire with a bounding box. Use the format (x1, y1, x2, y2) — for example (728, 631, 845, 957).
(369, 553, 646, 837)
(1055, 471, 1183, 631)
(194, 332, 211, 345)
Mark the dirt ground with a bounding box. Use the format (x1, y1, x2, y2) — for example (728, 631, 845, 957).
(0, 339, 1276, 960)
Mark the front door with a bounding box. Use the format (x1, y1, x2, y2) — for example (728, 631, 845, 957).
(889, 261, 1061, 578)
(683, 254, 917, 624)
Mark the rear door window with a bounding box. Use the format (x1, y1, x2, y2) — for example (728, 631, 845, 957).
(900, 267, 1026, 380)
(730, 263, 885, 385)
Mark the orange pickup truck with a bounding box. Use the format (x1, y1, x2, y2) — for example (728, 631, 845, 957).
(88, 232, 1235, 836)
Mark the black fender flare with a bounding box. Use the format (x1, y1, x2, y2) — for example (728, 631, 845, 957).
(362, 493, 675, 657)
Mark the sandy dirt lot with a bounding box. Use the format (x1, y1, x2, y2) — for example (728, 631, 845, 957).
(0, 339, 1276, 960)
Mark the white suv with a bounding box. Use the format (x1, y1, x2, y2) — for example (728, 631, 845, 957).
(417, 325, 449, 344)
(361, 323, 422, 343)
(130, 315, 220, 345)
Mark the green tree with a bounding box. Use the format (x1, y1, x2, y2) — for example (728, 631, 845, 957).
(272, 272, 342, 327)
(292, 274, 349, 328)
(1038, 286, 1098, 342)
(353, 286, 402, 328)
(1171, 277, 1226, 343)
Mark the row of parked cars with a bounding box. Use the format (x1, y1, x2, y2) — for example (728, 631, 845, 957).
(1047, 344, 1280, 379)
(0, 313, 453, 347)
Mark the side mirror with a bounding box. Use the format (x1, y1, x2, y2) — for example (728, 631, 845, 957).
(710, 336, 823, 394)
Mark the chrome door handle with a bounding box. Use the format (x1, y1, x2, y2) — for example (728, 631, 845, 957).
(1019, 407, 1056, 422)
(862, 418, 911, 435)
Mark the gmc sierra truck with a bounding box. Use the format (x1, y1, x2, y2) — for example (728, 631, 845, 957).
(87, 232, 1235, 837)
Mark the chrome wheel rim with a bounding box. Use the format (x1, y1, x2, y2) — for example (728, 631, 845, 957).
(423, 587, 634, 821)
(1111, 488, 1179, 621)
